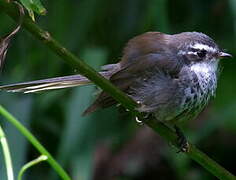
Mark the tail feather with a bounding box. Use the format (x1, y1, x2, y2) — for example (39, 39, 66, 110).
(0, 71, 113, 93)
(82, 102, 100, 116)
(0, 63, 121, 115)
(82, 91, 117, 116)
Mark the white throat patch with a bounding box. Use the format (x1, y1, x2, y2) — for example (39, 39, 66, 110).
(190, 61, 218, 76)
(190, 60, 219, 97)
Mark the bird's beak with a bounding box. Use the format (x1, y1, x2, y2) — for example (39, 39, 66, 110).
(218, 51, 232, 58)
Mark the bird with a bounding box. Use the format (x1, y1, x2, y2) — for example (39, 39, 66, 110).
(0, 32, 232, 145)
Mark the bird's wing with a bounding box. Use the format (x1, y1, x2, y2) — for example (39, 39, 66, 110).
(83, 53, 182, 115)
(110, 53, 181, 89)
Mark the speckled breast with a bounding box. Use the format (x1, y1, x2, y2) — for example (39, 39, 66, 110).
(175, 62, 218, 122)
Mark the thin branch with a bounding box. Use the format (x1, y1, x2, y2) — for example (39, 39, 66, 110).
(0, 105, 71, 180)
(0, 0, 137, 112)
(18, 155, 48, 180)
(146, 119, 236, 180)
(0, 124, 14, 180)
(0, 1, 235, 180)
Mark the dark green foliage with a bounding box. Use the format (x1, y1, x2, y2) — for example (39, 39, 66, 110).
(0, 0, 235, 179)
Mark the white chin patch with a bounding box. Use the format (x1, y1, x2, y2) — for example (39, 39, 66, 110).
(190, 43, 217, 53)
(190, 60, 218, 77)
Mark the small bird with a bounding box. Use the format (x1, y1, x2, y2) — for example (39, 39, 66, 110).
(0, 32, 232, 131)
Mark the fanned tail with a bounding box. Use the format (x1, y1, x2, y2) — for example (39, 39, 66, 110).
(0, 63, 121, 115)
(0, 71, 113, 93)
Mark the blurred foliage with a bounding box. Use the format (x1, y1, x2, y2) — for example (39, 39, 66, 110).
(0, 0, 236, 179)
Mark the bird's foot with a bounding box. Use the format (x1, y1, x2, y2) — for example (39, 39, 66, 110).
(135, 112, 153, 125)
(174, 125, 190, 153)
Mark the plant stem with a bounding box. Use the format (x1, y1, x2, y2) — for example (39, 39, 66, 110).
(0, 0, 137, 112)
(0, 105, 71, 180)
(18, 155, 48, 180)
(0, 1, 236, 179)
(0, 124, 14, 180)
(146, 119, 236, 180)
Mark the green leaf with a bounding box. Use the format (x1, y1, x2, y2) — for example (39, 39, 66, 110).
(19, 0, 46, 17)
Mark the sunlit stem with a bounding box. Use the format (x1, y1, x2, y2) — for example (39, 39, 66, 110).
(0, 125, 14, 180)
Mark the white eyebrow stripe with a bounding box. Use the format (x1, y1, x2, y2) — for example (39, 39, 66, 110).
(190, 43, 217, 53)
(178, 50, 197, 55)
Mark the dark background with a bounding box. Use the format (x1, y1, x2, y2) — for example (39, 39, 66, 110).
(0, 0, 236, 179)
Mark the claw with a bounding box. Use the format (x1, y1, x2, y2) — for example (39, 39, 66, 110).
(174, 125, 190, 153)
(135, 116, 144, 125)
(135, 112, 153, 125)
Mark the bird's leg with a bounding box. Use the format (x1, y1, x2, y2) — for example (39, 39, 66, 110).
(157, 122, 190, 152)
(174, 125, 190, 153)
(134, 105, 190, 152)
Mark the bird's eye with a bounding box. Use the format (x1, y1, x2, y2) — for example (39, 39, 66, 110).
(197, 49, 207, 58)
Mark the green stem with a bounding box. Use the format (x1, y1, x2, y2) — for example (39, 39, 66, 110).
(0, 105, 71, 180)
(0, 124, 14, 180)
(0, 1, 236, 179)
(0, 0, 137, 112)
(146, 119, 236, 180)
(18, 155, 48, 180)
